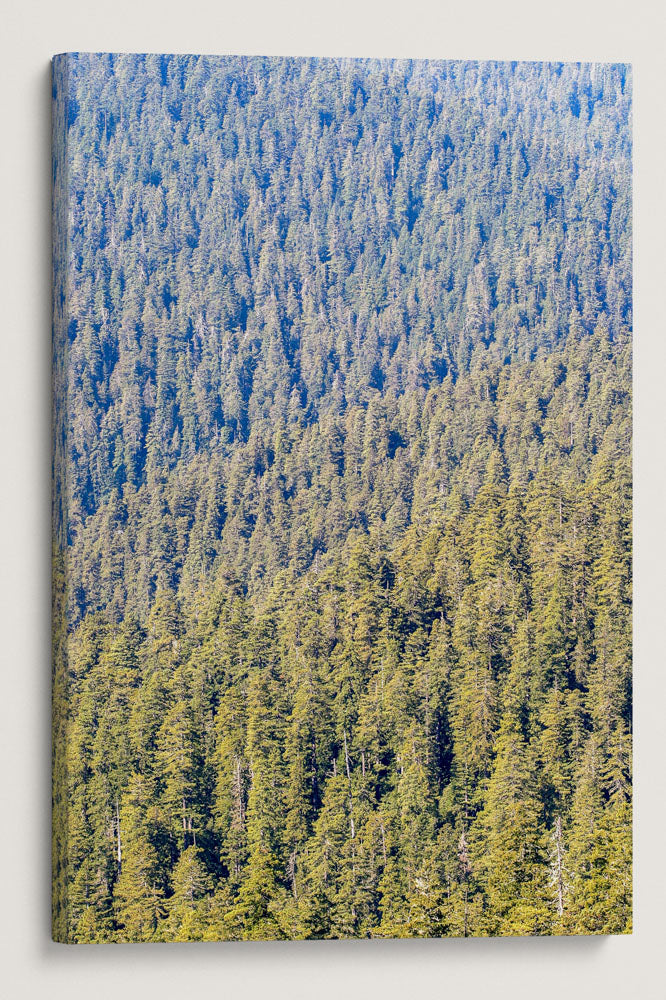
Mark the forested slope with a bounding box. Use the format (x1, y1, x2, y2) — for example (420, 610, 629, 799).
(52, 54, 632, 941)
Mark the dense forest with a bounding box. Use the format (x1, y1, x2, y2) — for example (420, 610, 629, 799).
(52, 54, 632, 941)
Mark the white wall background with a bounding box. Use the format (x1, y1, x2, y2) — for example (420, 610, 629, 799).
(1, 2, 664, 997)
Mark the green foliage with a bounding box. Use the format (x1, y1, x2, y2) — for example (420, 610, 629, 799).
(53, 54, 631, 941)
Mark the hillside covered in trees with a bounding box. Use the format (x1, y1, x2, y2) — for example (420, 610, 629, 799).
(52, 54, 632, 941)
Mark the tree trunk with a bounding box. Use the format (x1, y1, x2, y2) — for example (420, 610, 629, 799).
(115, 797, 122, 874)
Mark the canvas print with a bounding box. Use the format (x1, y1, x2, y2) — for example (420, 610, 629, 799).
(52, 54, 632, 942)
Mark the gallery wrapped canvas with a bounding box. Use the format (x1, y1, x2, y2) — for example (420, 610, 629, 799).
(52, 53, 632, 943)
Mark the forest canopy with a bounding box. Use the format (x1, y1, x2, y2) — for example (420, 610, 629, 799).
(52, 54, 632, 942)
